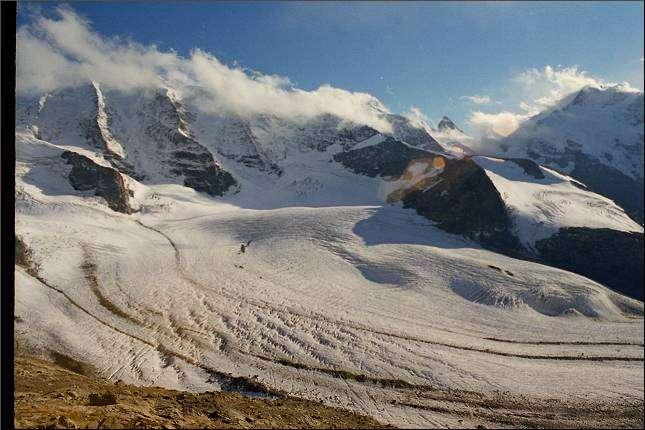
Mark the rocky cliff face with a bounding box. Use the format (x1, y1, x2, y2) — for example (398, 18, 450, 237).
(137, 92, 238, 196)
(333, 139, 525, 256)
(536, 228, 644, 300)
(23, 85, 239, 198)
(507, 158, 545, 179)
(402, 157, 525, 257)
(61, 151, 132, 214)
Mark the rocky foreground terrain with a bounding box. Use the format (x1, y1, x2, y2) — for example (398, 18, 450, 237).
(14, 355, 390, 429)
(14, 353, 645, 429)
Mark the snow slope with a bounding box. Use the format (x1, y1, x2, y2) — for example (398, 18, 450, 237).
(14, 82, 645, 428)
(500, 85, 643, 181)
(431, 116, 477, 156)
(473, 156, 643, 247)
(494, 84, 645, 222)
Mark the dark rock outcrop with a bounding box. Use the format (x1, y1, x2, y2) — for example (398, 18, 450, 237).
(507, 158, 545, 179)
(15, 235, 33, 269)
(339, 125, 379, 143)
(333, 137, 434, 178)
(180, 163, 237, 197)
(402, 157, 525, 256)
(535, 228, 644, 301)
(166, 133, 237, 196)
(87, 392, 118, 406)
(334, 140, 523, 254)
(61, 151, 132, 214)
(290, 117, 381, 154)
(335, 141, 524, 256)
(15, 235, 39, 276)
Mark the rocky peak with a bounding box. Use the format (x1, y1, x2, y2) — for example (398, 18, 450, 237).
(437, 116, 462, 132)
(386, 114, 445, 153)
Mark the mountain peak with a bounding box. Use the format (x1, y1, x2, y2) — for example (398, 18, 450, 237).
(437, 116, 462, 132)
(568, 83, 642, 109)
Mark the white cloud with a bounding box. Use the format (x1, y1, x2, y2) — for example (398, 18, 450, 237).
(17, 6, 184, 93)
(467, 111, 529, 137)
(16, 6, 393, 132)
(460, 94, 492, 105)
(250, 71, 293, 88)
(512, 65, 608, 111)
(404, 106, 433, 131)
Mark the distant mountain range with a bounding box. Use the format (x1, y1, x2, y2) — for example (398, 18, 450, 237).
(15, 81, 644, 299)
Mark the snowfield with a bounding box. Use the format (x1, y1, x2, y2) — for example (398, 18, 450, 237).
(473, 156, 643, 247)
(14, 86, 644, 428)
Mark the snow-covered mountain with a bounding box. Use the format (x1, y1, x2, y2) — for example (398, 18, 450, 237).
(494, 84, 644, 223)
(424, 116, 477, 156)
(332, 135, 642, 298)
(14, 81, 644, 428)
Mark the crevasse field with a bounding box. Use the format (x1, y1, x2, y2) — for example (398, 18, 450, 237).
(15, 117, 644, 427)
(15, 134, 643, 427)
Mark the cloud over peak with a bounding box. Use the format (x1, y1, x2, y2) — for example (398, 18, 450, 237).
(404, 106, 434, 131)
(513, 65, 606, 111)
(466, 65, 637, 138)
(17, 6, 393, 132)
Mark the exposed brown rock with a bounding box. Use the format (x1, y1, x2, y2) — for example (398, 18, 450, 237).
(87, 392, 117, 406)
(61, 151, 132, 214)
(14, 356, 391, 429)
(15, 235, 39, 276)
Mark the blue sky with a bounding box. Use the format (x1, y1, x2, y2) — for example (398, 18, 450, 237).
(17, 2, 644, 134)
